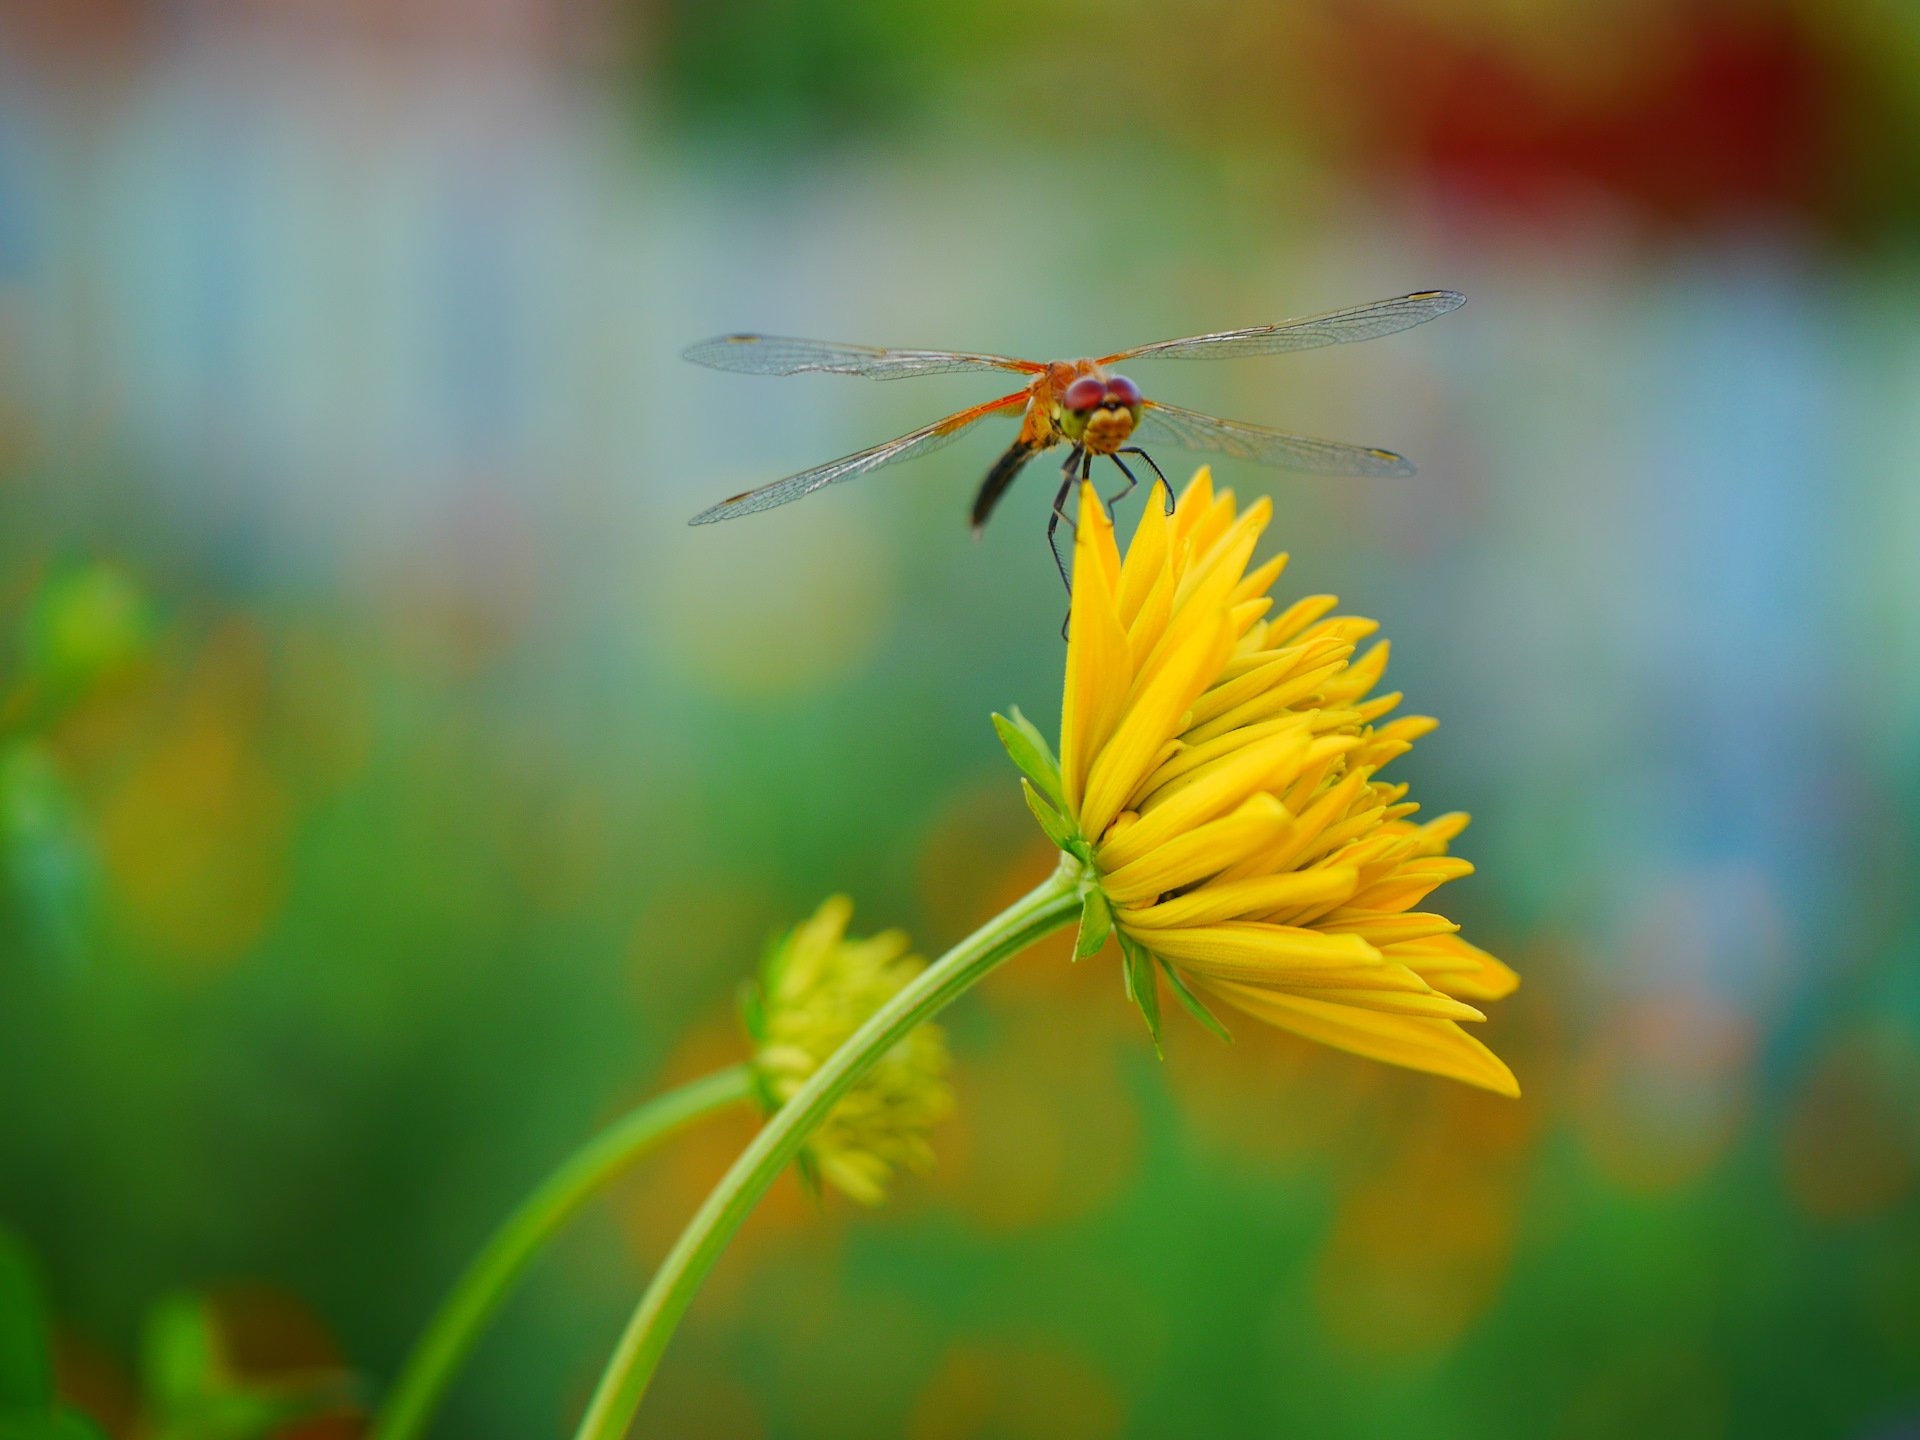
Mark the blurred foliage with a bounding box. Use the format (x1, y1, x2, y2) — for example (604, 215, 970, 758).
(642, 0, 1025, 146)
(0, 563, 150, 969)
(641, 0, 1920, 240)
(138, 1293, 353, 1440)
(0, 1227, 347, 1440)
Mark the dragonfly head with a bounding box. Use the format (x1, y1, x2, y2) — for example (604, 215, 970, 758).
(1058, 372, 1143, 449)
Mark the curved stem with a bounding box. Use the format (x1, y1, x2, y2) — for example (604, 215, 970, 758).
(373, 1065, 756, 1440)
(573, 861, 1085, 1440)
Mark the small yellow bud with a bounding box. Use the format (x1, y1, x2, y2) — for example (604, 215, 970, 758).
(745, 897, 954, 1205)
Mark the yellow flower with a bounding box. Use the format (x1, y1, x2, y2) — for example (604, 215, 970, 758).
(744, 896, 955, 1203)
(999, 469, 1520, 1097)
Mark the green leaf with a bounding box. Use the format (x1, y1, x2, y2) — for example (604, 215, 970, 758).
(1160, 959, 1233, 1044)
(140, 1294, 222, 1418)
(992, 710, 1065, 813)
(1118, 933, 1162, 1057)
(1020, 780, 1077, 852)
(0, 1414, 108, 1440)
(0, 1228, 52, 1413)
(1073, 890, 1112, 961)
(149, 1380, 354, 1440)
(48, 1410, 110, 1440)
(135, 1296, 356, 1440)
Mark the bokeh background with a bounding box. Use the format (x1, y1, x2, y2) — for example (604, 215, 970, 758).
(3, 1, 1919, 1435)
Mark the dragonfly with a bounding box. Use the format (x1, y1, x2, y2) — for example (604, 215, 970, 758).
(682, 289, 1464, 591)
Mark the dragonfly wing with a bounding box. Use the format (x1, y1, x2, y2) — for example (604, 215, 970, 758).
(688, 392, 1029, 524)
(1137, 401, 1415, 477)
(1099, 290, 1464, 365)
(682, 334, 1044, 381)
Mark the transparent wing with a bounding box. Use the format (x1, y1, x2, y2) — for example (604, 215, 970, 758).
(1099, 290, 1464, 365)
(1137, 401, 1415, 477)
(688, 392, 1028, 524)
(682, 334, 1044, 381)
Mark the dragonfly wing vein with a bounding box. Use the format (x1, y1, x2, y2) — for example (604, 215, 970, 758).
(1100, 290, 1464, 364)
(688, 393, 1026, 524)
(1137, 402, 1415, 477)
(682, 335, 1041, 380)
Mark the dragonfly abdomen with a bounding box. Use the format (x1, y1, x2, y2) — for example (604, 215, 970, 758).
(971, 439, 1042, 534)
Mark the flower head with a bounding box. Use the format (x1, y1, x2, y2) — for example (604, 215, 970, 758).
(743, 896, 955, 1203)
(999, 469, 1519, 1096)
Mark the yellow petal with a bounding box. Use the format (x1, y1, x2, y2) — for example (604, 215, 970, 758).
(1098, 793, 1291, 904)
(1268, 985, 1487, 1023)
(1262, 767, 1374, 870)
(1170, 504, 1266, 620)
(1059, 484, 1131, 811)
(1137, 716, 1309, 806)
(1079, 612, 1232, 841)
(1183, 656, 1353, 747)
(1352, 695, 1401, 729)
(1198, 978, 1521, 1096)
(1316, 911, 1462, 945)
(1140, 923, 1381, 980)
(1264, 594, 1339, 644)
(1116, 482, 1171, 626)
(1417, 811, 1472, 851)
(1116, 865, 1359, 930)
(1390, 934, 1522, 1001)
(1345, 857, 1474, 914)
(1171, 468, 1223, 550)
(1298, 615, 1380, 648)
(1099, 729, 1311, 871)
(1227, 596, 1273, 642)
(1079, 478, 1121, 592)
(1231, 553, 1289, 608)
(1185, 652, 1311, 730)
(1322, 639, 1390, 701)
(1125, 557, 1177, 675)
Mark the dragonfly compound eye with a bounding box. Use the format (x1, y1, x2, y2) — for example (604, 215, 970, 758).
(1063, 376, 1106, 413)
(1105, 374, 1142, 408)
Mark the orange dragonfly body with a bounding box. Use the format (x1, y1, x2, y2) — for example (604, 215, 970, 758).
(683, 289, 1464, 587)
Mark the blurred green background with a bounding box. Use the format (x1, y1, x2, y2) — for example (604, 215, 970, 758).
(3, 0, 1919, 1435)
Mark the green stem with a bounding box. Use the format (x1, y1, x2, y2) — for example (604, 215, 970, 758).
(372, 1065, 756, 1440)
(573, 860, 1086, 1440)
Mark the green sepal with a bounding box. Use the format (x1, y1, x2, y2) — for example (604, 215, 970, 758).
(992, 709, 1066, 814)
(1117, 932, 1163, 1057)
(1021, 780, 1078, 852)
(1160, 959, 1233, 1044)
(793, 1148, 824, 1205)
(1074, 889, 1112, 961)
(744, 1062, 779, 1119)
(737, 977, 781, 1118)
(736, 977, 768, 1048)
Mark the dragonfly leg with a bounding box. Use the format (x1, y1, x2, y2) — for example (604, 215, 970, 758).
(1103, 455, 1139, 517)
(1117, 447, 1174, 514)
(1049, 448, 1085, 531)
(1047, 448, 1089, 635)
(1047, 466, 1079, 595)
